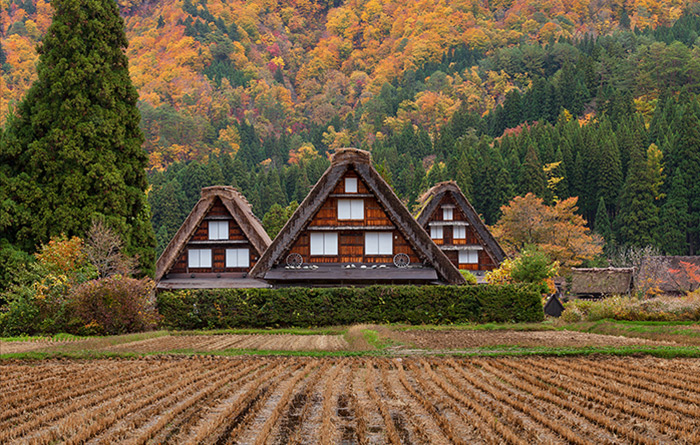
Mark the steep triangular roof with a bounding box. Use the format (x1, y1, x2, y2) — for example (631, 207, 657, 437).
(155, 186, 272, 282)
(415, 181, 506, 264)
(249, 148, 465, 284)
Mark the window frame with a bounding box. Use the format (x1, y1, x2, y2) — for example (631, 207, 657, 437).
(442, 207, 454, 221)
(365, 232, 393, 255)
(188, 249, 212, 268)
(458, 250, 479, 264)
(208, 220, 229, 240)
(309, 232, 338, 256)
(226, 248, 250, 268)
(345, 177, 358, 193)
(337, 199, 364, 220)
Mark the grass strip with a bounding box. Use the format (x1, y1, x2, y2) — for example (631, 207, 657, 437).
(3, 344, 700, 360)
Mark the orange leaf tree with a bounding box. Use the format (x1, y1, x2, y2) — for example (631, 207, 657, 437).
(491, 193, 603, 270)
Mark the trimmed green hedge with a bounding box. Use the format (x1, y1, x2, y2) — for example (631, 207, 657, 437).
(157, 285, 543, 329)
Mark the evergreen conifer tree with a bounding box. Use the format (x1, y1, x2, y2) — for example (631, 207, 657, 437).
(519, 145, 546, 198)
(660, 168, 690, 255)
(594, 197, 613, 247)
(0, 0, 156, 274)
(614, 144, 661, 248)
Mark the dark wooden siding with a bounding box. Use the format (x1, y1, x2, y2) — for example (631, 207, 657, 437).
(287, 170, 420, 264)
(425, 194, 498, 271)
(167, 197, 258, 275)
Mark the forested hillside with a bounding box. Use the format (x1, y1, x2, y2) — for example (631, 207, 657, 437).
(2, 0, 700, 258)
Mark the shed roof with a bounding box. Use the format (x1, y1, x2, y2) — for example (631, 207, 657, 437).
(155, 186, 272, 282)
(570, 267, 634, 295)
(249, 148, 465, 285)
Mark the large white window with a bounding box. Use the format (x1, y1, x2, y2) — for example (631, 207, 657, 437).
(453, 225, 466, 239)
(208, 221, 229, 240)
(345, 177, 358, 193)
(430, 226, 443, 240)
(188, 249, 212, 268)
(310, 232, 338, 255)
(443, 207, 454, 221)
(226, 248, 250, 268)
(459, 250, 479, 264)
(365, 232, 393, 255)
(338, 199, 364, 220)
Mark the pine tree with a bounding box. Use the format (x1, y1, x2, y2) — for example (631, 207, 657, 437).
(519, 145, 546, 198)
(660, 168, 689, 255)
(595, 121, 623, 218)
(0, 0, 156, 274)
(666, 99, 700, 254)
(614, 144, 661, 248)
(594, 197, 613, 247)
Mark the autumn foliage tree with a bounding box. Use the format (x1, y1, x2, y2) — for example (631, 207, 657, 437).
(491, 193, 603, 270)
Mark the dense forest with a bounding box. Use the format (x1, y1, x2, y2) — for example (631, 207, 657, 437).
(2, 0, 700, 260)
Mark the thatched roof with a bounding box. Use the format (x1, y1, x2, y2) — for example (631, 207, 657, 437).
(249, 148, 465, 285)
(637, 256, 700, 294)
(570, 267, 634, 295)
(155, 186, 272, 282)
(415, 181, 506, 264)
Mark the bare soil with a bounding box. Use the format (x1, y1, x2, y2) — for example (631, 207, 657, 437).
(390, 329, 679, 350)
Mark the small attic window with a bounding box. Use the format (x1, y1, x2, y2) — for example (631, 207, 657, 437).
(345, 177, 358, 193)
(209, 221, 229, 240)
(442, 206, 454, 221)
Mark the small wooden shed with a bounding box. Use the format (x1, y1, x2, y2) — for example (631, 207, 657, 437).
(155, 186, 272, 290)
(248, 148, 465, 286)
(570, 267, 634, 298)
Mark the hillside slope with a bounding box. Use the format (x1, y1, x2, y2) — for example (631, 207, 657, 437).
(0, 0, 690, 167)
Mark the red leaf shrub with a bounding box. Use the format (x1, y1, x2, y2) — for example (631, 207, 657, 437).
(70, 276, 159, 335)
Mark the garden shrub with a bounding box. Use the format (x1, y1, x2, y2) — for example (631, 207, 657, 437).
(70, 276, 159, 335)
(157, 284, 544, 329)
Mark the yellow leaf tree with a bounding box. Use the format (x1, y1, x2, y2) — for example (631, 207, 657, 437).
(491, 193, 603, 270)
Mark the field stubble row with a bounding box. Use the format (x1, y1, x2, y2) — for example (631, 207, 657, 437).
(1, 355, 700, 444)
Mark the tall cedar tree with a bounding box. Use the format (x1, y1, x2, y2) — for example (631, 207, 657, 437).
(594, 197, 613, 247)
(0, 0, 156, 274)
(614, 144, 661, 248)
(519, 145, 547, 199)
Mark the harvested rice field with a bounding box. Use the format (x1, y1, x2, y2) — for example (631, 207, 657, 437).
(2, 355, 700, 444)
(0, 334, 349, 355)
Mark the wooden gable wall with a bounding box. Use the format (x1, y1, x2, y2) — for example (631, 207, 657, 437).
(286, 170, 420, 264)
(167, 197, 259, 276)
(426, 194, 497, 271)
